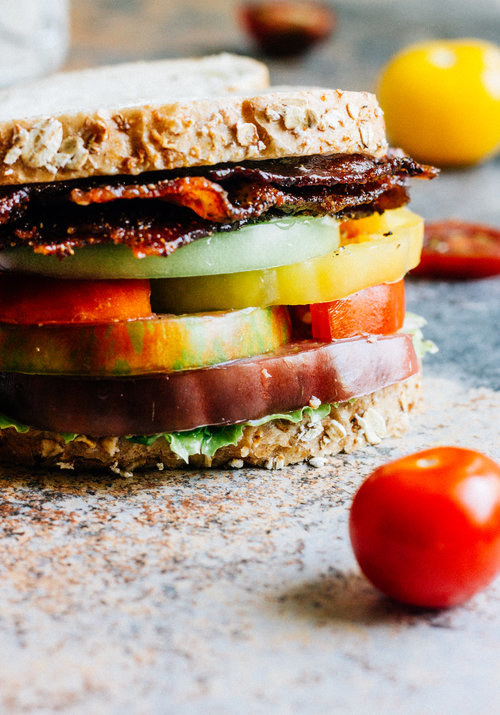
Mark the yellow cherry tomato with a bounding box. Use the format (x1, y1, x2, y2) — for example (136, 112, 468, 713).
(151, 207, 423, 313)
(378, 39, 500, 166)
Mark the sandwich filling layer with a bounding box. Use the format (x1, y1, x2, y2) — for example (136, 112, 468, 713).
(0, 149, 436, 470)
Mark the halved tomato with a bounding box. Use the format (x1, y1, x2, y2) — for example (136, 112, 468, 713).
(0, 274, 152, 324)
(310, 280, 405, 340)
(412, 219, 500, 279)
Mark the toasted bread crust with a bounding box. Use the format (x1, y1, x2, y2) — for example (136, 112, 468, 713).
(0, 87, 387, 185)
(0, 375, 421, 473)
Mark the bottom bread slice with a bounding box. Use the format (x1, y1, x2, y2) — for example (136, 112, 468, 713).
(0, 374, 421, 473)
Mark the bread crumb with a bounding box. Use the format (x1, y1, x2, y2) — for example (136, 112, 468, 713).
(40, 439, 64, 458)
(359, 123, 373, 149)
(265, 106, 281, 121)
(326, 420, 347, 439)
(346, 103, 360, 120)
(297, 422, 323, 443)
(308, 456, 326, 468)
(228, 459, 244, 469)
(264, 455, 285, 470)
(56, 461, 75, 470)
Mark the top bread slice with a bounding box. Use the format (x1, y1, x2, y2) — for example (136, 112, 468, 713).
(0, 53, 387, 185)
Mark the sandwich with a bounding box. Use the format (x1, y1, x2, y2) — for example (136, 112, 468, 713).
(0, 53, 436, 472)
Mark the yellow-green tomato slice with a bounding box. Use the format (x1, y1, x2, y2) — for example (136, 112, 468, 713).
(0, 215, 339, 279)
(151, 208, 424, 313)
(0, 306, 291, 375)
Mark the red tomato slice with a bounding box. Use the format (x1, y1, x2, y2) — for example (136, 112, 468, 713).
(412, 220, 500, 279)
(309, 280, 405, 340)
(0, 274, 152, 324)
(349, 447, 500, 608)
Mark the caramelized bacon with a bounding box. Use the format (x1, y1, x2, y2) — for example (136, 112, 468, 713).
(0, 186, 31, 224)
(71, 176, 244, 222)
(5, 205, 239, 258)
(204, 151, 437, 186)
(2, 180, 409, 258)
(0, 152, 436, 256)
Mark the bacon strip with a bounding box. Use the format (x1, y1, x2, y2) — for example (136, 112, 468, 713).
(71, 176, 244, 222)
(69, 151, 434, 222)
(0, 186, 30, 224)
(204, 150, 437, 186)
(6, 205, 236, 258)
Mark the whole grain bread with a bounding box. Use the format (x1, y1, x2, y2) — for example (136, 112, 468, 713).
(0, 376, 421, 474)
(0, 55, 387, 185)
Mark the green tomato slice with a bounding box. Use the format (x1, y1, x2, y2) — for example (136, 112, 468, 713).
(0, 215, 339, 279)
(0, 306, 291, 375)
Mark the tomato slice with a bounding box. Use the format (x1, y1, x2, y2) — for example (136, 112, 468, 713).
(310, 280, 405, 340)
(151, 207, 423, 313)
(0, 306, 291, 375)
(412, 219, 500, 279)
(0, 274, 152, 324)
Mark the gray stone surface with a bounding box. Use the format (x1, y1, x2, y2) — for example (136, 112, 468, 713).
(1, 1, 500, 712)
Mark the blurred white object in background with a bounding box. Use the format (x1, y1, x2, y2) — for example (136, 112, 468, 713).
(0, 0, 69, 87)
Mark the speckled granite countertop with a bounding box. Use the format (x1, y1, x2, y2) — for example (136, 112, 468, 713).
(1, 2, 500, 712)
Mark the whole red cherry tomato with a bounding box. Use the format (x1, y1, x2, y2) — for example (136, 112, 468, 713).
(349, 447, 500, 608)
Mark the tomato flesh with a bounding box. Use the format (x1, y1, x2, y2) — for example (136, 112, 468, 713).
(0, 274, 152, 324)
(349, 447, 500, 608)
(310, 280, 405, 340)
(412, 219, 500, 279)
(241, 1, 336, 57)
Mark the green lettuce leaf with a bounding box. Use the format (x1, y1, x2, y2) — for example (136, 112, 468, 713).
(403, 312, 439, 360)
(0, 413, 76, 443)
(126, 402, 332, 463)
(0, 413, 30, 434)
(165, 424, 245, 463)
(247, 402, 331, 427)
